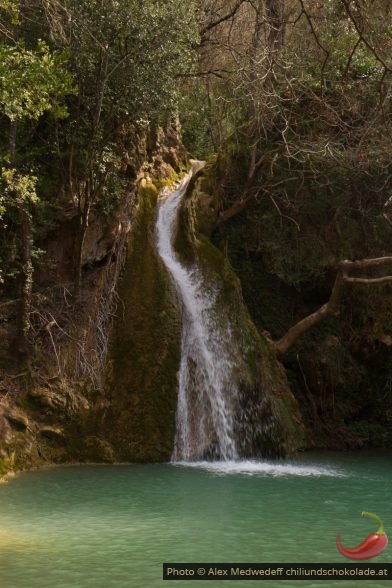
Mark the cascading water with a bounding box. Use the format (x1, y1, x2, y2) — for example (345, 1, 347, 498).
(156, 164, 242, 461)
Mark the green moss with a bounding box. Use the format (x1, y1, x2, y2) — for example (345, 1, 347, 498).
(172, 161, 305, 456)
(94, 152, 307, 460)
(102, 179, 181, 462)
(153, 167, 184, 191)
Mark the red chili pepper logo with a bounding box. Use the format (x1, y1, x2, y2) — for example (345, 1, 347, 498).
(337, 511, 388, 560)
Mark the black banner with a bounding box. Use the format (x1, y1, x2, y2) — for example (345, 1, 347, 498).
(163, 563, 392, 580)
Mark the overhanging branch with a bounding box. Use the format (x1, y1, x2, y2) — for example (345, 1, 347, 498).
(272, 256, 392, 356)
(343, 276, 392, 285)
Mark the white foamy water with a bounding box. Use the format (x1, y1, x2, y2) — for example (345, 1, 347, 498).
(174, 460, 346, 477)
(156, 164, 241, 461)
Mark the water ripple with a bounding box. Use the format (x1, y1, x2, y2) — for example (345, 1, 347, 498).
(173, 459, 346, 477)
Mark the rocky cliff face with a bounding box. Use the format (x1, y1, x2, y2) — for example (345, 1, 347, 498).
(2, 124, 390, 479)
(0, 138, 306, 478)
(97, 178, 182, 462)
(0, 123, 188, 476)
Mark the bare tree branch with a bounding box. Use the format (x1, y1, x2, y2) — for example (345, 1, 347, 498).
(201, 0, 247, 35)
(297, 0, 330, 84)
(340, 256, 392, 270)
(272, 256, 392, 355)
(217, 193, 257, 224)
(343, 276, 392, 285)
(273, 268, 344, 355)
(342, 36, 361, 78)
(341, 0, 392, 75)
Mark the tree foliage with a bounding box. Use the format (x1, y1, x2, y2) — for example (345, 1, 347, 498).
(43, 0, 199, 289)
(183, 1, 392, 160)
(0, 0, 198, 355)
(0, 40, 74, 122)
(180, 1, 392, 352)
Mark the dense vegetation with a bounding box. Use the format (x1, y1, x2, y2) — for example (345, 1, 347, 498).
(0, 0, 197, 356)
(0, 0, 391, 468)
(182, 0, 392, 447)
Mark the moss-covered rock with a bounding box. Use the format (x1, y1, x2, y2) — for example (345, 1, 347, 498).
(101, 179, 182, 461)
(173, 159, 306, 456)
(0, 125, 190, 477)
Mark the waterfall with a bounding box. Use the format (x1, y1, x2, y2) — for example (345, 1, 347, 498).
(156, 163, 241, 461)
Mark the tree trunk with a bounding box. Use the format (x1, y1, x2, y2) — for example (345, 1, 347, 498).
(8, 119, 33, 360)
(265, 0, 285, 52)
(16, 207, 33, 360)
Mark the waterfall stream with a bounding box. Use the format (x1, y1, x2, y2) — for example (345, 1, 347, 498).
(156, 164, 241, 461)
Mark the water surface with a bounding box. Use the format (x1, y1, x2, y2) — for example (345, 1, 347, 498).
(0, 452, 390, 588)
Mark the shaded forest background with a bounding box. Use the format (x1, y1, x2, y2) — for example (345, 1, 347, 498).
(0, 0, 392, 470)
